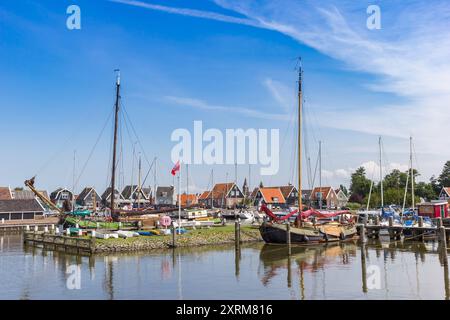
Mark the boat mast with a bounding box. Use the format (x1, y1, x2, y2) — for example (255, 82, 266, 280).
(211, 168, 214, 209)
(153, 157, 157, 205)
(111, 70, 120, 221)
(186, 164, 189, 206)
(379, 136, 384, 208)
(410, 136, 415, 209)
(319, 140, 322, 210)
(297, 63, 303, 225)
(137, 155, 142, 208)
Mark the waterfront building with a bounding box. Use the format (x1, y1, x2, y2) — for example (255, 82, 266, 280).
(121, 185, 151, 207)
(418, 201, 449, 218)
(203, 183, 244, 208)
(335, 188, 349, 208)
(0, 199, 44, 221)
(49, 188, 74, 209)
(101, 187, 125, 207)
(252, 187, 286, 209)
(155, 186, 175, 205)
(177, 193, 199, 206)
(310, 187, 338, 209)
(76, 187, 101, 208)
(0, 187, 13, 200)
(275, 185, 299, 206)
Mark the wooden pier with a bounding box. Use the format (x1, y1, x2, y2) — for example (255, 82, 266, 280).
(0, 217, 59, 232)
(23, 231, 95, 254)
(356, 217, 450, 242)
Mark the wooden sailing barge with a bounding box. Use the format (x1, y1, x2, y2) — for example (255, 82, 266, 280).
(259, 62, 357, 244)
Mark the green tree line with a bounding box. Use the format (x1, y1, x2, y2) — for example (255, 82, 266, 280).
(348, 161, 450, 208)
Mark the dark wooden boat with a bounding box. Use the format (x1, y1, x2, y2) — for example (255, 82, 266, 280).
(258, 62, 357, 245)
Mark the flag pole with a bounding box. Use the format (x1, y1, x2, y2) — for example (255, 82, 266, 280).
(178, 163, 182, 233)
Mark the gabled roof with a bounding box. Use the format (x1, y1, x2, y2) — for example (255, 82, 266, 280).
(199, 191, 210, 200)
(310, 187, 334, 200)
(441, 187, 450, 197)
(77, 187, 101, 201)
(101, 187, 124, 201)
(258, 188, 286, 204)
(0, 199, 44, 213)
(274, 185, 297, 199)
(121, 185, 149, 200)
(178, 193, 198, 206)
(50, 188, 73, 200)
(0, 187, 12, 200)
(210, 183, 240, 200)
(156, 186, 174, 196)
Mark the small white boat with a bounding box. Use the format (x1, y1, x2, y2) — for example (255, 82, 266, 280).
(95, 232, 119, 239)
(115, 230, 140, 238)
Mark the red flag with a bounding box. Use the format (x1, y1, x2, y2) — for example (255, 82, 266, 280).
(171, 160, 180, 176)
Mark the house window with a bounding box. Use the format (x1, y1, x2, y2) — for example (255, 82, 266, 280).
(272, 197, 279, 203)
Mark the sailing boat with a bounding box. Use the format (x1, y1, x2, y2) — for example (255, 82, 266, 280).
(259, 63, 357, 244)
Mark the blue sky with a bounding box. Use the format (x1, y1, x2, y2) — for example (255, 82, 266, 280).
(1, 0, 449, 194)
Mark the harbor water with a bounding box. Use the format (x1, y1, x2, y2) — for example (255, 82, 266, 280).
(0, 233, 449, 299)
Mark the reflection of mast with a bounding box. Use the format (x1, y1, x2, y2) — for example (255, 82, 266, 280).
(177, 251, 183, 300)
(360, 243, 368, 293)
(104, 260, 114, 300)
(299, 263, 305, 300)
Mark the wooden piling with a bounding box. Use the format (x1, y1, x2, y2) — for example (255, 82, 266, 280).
(286, 222, 291, 256)
(171, 223, 176, 248)
(440, 226, 447, 250)
(235, 219, 241, 249)
(359, 224, 366, 243)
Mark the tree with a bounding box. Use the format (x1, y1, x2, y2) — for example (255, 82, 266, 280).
(349, 167, 371, 203)
(339, 184, 348, 196)
(438, 161, 450, 187)
(415, 182, 437, 201)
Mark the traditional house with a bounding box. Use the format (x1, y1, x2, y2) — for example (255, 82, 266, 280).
(177, 193, 199, 206)
(13, 189, 49, 200)
(121, 185, 151, 207)
(0, 199, 44, 221)
(76, 187, 101, 208)
(276, 185, 299, 206)
(253, 187, 286, 209)
(155, 186, 175, 205)
(439, 187, 450, 202)
(198, 191, 211, 207)
(335, 188, 349, 208)
(50, 188, 73, 209)
(0, 187, 12, 200)
(310, 187, 338, 209)
(101, 187, 125, 207)
(418, 201, 449, 218)
(207, 183, 244, 208)
(301, 189, 312, 203)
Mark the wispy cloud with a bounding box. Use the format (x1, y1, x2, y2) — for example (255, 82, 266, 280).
(109, 0, 262, 28)
(165, 95, 290, 121)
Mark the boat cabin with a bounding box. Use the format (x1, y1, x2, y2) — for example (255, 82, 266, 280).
(417, 201, 449, 218)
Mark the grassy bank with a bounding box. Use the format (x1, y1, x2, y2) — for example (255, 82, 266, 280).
(94, 225, 262, 253)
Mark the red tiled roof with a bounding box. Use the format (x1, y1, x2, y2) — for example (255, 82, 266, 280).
(0, 187, 12, 200)
(199, 191, 210, 200)
(310, 187, 333, 200)
(259, 188, 286, 204)
(443, 187, 450, 196)
(274, 185, 296, 199)
(210, 183, 235, 200)
(178, 194, 198, 206)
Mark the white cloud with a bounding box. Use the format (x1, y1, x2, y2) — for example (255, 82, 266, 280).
(263, 78, 295, 113)
(165, 95, 290, 121)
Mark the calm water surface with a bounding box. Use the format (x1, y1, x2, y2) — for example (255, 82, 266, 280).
(0, 233, 449, 299)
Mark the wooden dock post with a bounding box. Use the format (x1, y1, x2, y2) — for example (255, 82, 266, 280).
(440, 226, 448, 250)
(235, 219, 241, 249)
(388, 216, 394, 239)
(418, 216, 424, 241)
(359, 224, 367, 243)
(286, 222, 292, 256)
(171, 222, 177, 248)
(34, 225, 38, 232)
(437, 217, 443, 228)
(44, 226, 48, 233)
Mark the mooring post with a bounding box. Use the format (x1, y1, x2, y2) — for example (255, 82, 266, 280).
(118, 222, 122, 230)
(437, 217, 443, 228)
(44, 226, 48, 233)
(235, 219, 240, 249)
(388, 216, 393, 227)
(1, 218, 4, 224)
(34, 225, 38, 232)
(440, 226, 448, 250)
(171, 222, 176, 248)
(375, 215, 380, 226)
(286, 222, 292, 256)
(359, 224, 367, 243)
(25, 225, 30, 231)
(91, 230, 96, 238)
(418, 216, 424, 228)
(66, 228, 70, 236)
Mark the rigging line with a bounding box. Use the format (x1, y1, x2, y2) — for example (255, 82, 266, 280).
(141, 157, 156, 187)
(121, 102, 153, 169)
(74, 106, 115, 190)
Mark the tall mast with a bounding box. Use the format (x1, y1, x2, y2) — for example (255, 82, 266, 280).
(319, 141, 322, 210)
(186, 164, 189, 206)
(379, 136, 384, 208)
(137, 154, 142, 208)
(410, 136, 415, 209)
(297, 63, 303, 222)
(211, 168, 214, 209)
(111, 70, 120, 220)
(153, 157, 157, 205)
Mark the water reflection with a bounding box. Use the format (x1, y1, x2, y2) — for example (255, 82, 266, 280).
(2, 233, 450, 299)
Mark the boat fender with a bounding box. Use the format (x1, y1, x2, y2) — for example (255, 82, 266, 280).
(339, 232, 345, 240)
